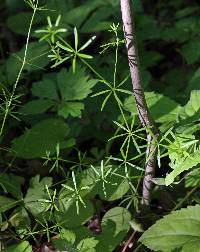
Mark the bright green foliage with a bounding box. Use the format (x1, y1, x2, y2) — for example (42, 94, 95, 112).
(181, 90, 200, 118)
(1, 241, 32, 252)
(57, 163, 130, 226)
(102, 207, 131, 235)
(140, 205, 200, 251)
(77, 238, 99, 252)
(165, 150, 200, 186)
(1, 0, 200, 251)
(11, 119, 75, 158)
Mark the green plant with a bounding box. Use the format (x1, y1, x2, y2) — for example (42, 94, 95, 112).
(1, 0, 200, 251)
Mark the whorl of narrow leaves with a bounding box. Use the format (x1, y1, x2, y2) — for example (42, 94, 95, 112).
(140, 205, 200, 251)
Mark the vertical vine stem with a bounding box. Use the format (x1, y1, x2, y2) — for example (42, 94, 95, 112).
(120, 0, 159, 206)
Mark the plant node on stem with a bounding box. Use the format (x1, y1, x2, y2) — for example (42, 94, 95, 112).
(120, 0, 159, 206)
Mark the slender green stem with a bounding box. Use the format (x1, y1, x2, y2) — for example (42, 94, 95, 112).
(0, 1, 39, 137)
(113, 37, 119, 88)
(80, 58, 105, 81)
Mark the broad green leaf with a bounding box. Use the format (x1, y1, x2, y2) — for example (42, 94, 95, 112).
(137, 15, 161, 40)
(181, 39, 200, 64)
(60, 229, 76, 244)
(10, 207, 30, 235)
(140, 205, 200, 251)
(0, 173, 24, 199)
(102, 207, 131, 234)
(182, 242, 200, 252)
(53, 229, 98, 252)
(6, 42, 50, 84)
(53, 239, 76, 252)
(140, 50, 163, 68)
(175, 7, 199, 19)
(124, 92, 180, 123)
(24, 175, 52, 216)
(186, 68, 200, 93)
(6, 0, 25, 11)
(0, 196, 19, 212)
(57, 66, 98, 101)
(28, 67, 97, 118)
(95, 207, 131, 252)
(181, 90, 200, 118)
(77, 238, 99, 252)
(11, 119, 72, 158)
(176, 17, 199, 34)
(79, 165, 130, 201)
(81, 5, 115, 33)
(58, 102, 84, 118)
(32, 77, 59, 100)
(1, 241, 32, 252)
(185, 169, 200, 188)
(62, 1, 101, 28)
(20, 100, 55, 115)
(7, 12, 43, 35)
(57, 196, 94, 229)
(161, 27, 187, 42)
(165, 150, 200, 186)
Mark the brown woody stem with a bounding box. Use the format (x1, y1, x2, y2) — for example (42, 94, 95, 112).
(120, 0, 159, 206)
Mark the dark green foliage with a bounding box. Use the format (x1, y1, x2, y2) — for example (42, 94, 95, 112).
(0, 0, 200, 251)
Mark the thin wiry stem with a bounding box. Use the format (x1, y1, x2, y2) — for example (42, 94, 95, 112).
(120, 0, 159, 206)
(0, 1, 39, 137)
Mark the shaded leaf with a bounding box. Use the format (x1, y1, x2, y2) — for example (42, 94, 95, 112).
(181, 39, 200, 64)
(20, 100, 55, 115)
(11, 119, 72, 158)
(6, 42, 50, 84)
(0, 173, 24, 199)
(0, 196, 19, 212)
(1, 241, 32, 252)
(32, 77, 59, 100)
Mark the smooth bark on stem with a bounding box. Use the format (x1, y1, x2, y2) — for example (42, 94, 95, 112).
(120, 0, 159, 206)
